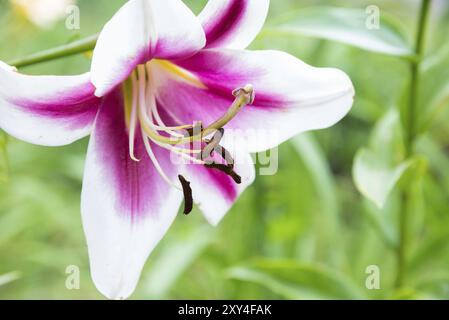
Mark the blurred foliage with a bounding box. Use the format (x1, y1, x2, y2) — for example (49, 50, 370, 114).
(1, 0, 449, 300)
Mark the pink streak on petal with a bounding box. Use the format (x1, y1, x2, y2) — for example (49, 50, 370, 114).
(94, 89, 174, 221)
(203, 167, 238, 202)
(9, 82, 100, 129)
(154, 75, 286, 132)
(154, 99, 238, 203)
(93, 50, 148, 97)
(155, 38, 199, 61)
(175, 51, 288, 109)
(203, 0, 248, 48)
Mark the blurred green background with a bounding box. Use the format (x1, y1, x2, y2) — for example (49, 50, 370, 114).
(1, 0, 449, 299)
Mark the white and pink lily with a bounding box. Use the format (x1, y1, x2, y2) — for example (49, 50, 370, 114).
(0, 0, 354, 299)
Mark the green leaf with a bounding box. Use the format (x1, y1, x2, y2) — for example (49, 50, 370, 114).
(353, 109, 424, 209)
(290, 133, 338, 219)
(0, 272, 20, 287)
(390, 288, 427, 300)
(368, 109, 404, 162)
(419, 43, 449, 132)
(290, 134, 344, 263)
(0, 132, 8, 182)
(269, 6, 413, 57)
(361, 200, 398, 250)
(408, 233, 449, 276)
(227, 259, 364, 300)
(353, 148, 414, 209)
(417, 136, 449, 193)
(142, 226, 213, 298)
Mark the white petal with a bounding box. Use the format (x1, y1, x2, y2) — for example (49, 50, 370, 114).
(181, 151, 255, 226)
(82, 89, 182, 299)
(154, 49, 355, 153)
(91, 0, 206, 97)
(199, 0, 270, 49)
(0, 61, 99, 146)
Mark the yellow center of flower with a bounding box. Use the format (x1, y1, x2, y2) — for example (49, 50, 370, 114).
(154, 60, 206, 89)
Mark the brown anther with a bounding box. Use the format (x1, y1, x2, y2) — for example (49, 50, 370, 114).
(198, 128, 224, 161)
(185, 121, 203, 138)
(178, 175, 193, 215)
(214, 144, 235, 169)
(204, 163, 242, 184)
(198, 128, 235, 168)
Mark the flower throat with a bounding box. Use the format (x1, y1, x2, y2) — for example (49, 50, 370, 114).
(123, 62, 255, 214)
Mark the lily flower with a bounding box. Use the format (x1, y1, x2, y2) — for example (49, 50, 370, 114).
(0, 0, 354, 299)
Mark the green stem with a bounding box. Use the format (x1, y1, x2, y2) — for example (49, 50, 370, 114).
(7, 34, 98, 68)
(396, 0, 432, 289)
(405, 0, 431, 156)
(396, 190, 410, 288)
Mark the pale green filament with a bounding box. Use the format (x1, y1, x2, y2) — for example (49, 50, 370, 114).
(136, 64, 254, 146)
(124, 62, 254, 189)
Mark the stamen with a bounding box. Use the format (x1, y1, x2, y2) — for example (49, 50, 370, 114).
(137, 65, 181, 190)
(210, 143, 235, 169)
(139, 83, 255, 146)
(129, 63, 250, 194)
(150, 137, 206, 165)
(151, 123, 194, 133)
(199, 128, 235, 168)
(128, 72, 140, 162)
(198, 128, 224, 161)
(178, 175, 194, 215)
(141, 128, 182, 190)
(145, 64, 187, 138)
(186, 121, 203, 137)
(141, 65, 203, 159)
(204, 163, 242, 184)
